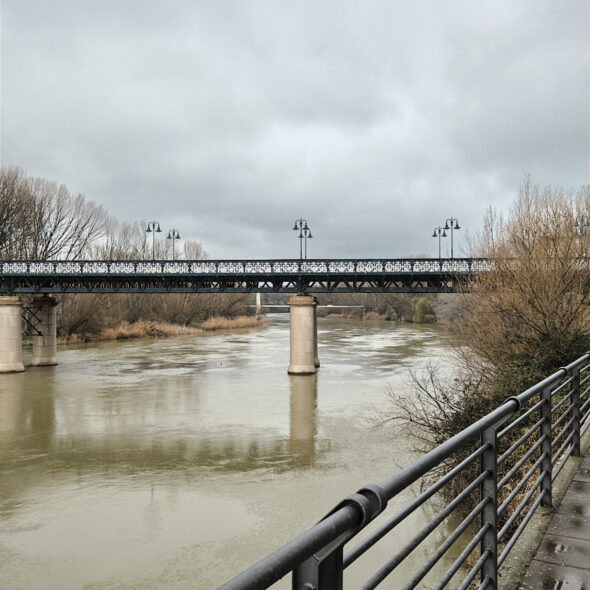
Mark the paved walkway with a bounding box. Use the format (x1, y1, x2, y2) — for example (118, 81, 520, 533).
(518, 452, 590, 589)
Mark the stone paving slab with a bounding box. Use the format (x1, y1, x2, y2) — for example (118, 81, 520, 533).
(574, 458, 590, 483)
(518, 560, 590, 589)
(565, 481, 590, 498)
(546, 514, 590, 541)
(559, 497, 590, 518)
(533, 534, 590, 569)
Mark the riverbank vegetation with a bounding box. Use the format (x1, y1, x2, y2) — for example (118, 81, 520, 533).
(382, 178, 590, 525)
(1, 166, 261, 341)
(314, 293, 441, 323)
(56, 316, 267, 344)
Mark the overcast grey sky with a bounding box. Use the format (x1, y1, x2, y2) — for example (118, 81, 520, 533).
(1, 1, 588, 259)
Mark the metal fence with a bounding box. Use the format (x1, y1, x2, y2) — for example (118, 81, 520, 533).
(220, 353, 590, 589)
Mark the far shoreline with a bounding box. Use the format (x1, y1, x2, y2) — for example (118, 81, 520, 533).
(49, 315, 268, 345)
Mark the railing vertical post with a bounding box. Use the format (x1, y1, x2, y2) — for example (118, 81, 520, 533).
(481, 426, 498, 589)
(292, 544, 343, 590)
(540, 385, 553, 507)
(572, 368, 581, 456)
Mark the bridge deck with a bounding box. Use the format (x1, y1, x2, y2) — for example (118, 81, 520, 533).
(0, 258, 488, 294)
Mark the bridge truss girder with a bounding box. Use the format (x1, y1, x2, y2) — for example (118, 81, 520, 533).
(0, 272, 468, 294)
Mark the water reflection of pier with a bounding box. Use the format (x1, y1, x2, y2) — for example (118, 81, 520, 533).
(289, 374, 317, 463)
(0, 372, 320, 472)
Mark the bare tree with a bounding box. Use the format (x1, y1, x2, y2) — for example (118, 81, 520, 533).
(0, 167, 107, 260)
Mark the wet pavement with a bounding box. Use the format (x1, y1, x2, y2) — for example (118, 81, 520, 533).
(518, 453, 590, 589)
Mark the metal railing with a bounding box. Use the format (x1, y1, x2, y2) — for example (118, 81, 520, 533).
(0, 258, 491, 276)
(220, 353, 590, 589)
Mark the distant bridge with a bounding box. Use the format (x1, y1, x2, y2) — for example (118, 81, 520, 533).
(0, 258, 489, 294)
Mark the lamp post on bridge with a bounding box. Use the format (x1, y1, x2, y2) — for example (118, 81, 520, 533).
(39, 231, 53, 259)
(145, 221, 162, 260)
(443, 217, 461, 258)
(432, 226, 447, 259)
(292, 219, 312, 260)
(166, 228, 181, 260)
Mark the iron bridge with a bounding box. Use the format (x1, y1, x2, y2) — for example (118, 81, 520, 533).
(0, 258, 490, 294)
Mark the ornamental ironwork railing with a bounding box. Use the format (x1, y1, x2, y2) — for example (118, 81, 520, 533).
(220, 353, 590, 589)
(0, 258, 491, 276)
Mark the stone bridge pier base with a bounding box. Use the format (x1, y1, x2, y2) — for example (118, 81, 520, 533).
(313, 304, 320, 368)
(288, 295, 318, 375)
(32, 296, 58, 366)
(0, 297, 25, 373)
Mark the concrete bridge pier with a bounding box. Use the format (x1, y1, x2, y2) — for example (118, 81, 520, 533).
(31, 296, 58, 366)
(0, 297, 25, 373)
(313, 304, 320, 368)
(288, 295, 318, 375)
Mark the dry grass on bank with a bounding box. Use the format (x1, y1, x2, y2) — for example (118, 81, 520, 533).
(363, 311, 385, 320)
(99, 321, 200, 340)
(199, 315, 267, 331)
(57, 316, 266, 343)
(56, 321, 201, 343)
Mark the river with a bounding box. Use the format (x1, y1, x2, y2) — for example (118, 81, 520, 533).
(0, 314, 460, 589)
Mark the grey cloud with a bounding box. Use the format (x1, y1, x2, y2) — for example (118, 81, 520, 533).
(1, 0, 588, 259)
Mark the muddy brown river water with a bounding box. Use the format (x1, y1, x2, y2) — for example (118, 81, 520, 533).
(0, 315, 462, 589)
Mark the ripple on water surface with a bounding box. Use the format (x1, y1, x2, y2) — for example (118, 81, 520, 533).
(0, 316, 459, 589)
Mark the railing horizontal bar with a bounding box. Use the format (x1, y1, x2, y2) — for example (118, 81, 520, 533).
(432, 524, 490, 590)
(497, 436, 545, 490)
(375, 358, 586, 502)
(582, 417, 590, 437)
(498, 491, 546, 567)
(401, 499, 489, 590)
(360, 472, 489, 589)
(552, 404, 574, 431)
(218, 505, 359, 590)
(581, 396, 590, 414)
(457, 551, 490, 590)
(551, 416, 576, 448)
(498, 399, 544, 439)
(377, 406, 517, 500)
(581, 384, 590, 399)
(552, 444, 575, 482)
(498, 476, 543, 542)
(498, 417, 543, 466)
(580, 370, 590, 385)
(551, 431, 575, 467)
(497, 453, 545, 517)
(479, 578, 492, 590)
(551, 375, 575, 397)
(552, 391, 573, 414)
(344, 444, 488, 567)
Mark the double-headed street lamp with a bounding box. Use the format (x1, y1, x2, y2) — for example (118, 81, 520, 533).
(166, 228, 181, 260)
(292, 218, 312, 260)
(145, 221, 162, 260)
(432, 226, 447, 259)
(39, 230, 53, 259)
(444, 217, 461, 258)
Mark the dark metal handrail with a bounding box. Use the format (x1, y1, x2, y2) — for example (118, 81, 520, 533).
(220, 352, 590, 589)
